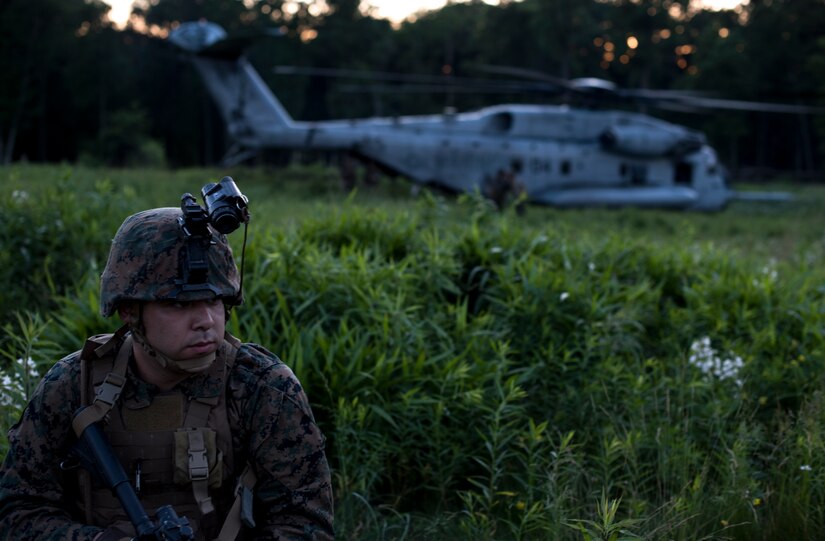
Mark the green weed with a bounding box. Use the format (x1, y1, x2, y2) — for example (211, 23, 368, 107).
(3, 164, 825, 539)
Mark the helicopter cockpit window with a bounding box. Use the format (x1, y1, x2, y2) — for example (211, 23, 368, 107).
(630, 165, 647, 185)
(485, 112, 513, 133)
(561, 160, 572, 175)
(620, 163, 648, 185)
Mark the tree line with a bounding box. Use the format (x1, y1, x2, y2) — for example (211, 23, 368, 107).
(2, 0, 824, 178)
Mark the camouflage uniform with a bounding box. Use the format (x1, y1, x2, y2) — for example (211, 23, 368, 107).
(0, 206, 333, 540)
(481, 165, 527, 214)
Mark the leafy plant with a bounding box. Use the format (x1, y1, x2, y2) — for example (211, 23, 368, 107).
(565, 493, 642, 541)
(4, 165, 825, 540)
(0, 312, 60, 455)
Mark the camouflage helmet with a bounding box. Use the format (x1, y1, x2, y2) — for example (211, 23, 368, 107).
(100, 207, 242, 317)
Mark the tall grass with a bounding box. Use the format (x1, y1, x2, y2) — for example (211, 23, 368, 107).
(3, 164, 825, 539)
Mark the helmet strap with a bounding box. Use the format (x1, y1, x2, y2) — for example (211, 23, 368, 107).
(130, 307, 216, 375)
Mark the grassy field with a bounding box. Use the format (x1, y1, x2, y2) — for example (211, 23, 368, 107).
(3, 163, 825, 540)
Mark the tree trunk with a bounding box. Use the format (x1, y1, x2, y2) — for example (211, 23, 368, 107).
(3, 18, 40, 164)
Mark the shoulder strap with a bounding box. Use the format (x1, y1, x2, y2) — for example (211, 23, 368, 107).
(72, 330, 132, 438)
(222, 332, 241, 367)
(74, 325, 130, 525)
(215, 464, 257, 541)
(214, 336, 257, 541)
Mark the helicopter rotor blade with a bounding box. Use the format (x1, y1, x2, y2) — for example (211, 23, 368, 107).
(273, 65, 564, 95)
(502, 67, 825, 114)
(274, 65, 455, 84)
(468, 66, 714, 104)
(663, 95, 825, 115)
(335, 82, 555, 95)
(466, 63, 572, 87)
(275, 64, 825, 115)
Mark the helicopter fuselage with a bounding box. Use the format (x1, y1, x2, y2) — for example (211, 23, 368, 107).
(176, 22, 732, 211)
(239, 102, 730, 210)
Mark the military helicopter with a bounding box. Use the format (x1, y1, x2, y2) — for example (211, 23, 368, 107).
(168, 20, 820, 211)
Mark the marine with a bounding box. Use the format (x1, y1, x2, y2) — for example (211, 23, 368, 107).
(0, 180, 333, 540)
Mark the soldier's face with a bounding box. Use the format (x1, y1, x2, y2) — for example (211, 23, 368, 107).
(141, 298, 226, 361)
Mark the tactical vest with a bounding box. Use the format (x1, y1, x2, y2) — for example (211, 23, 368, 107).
(73, 326, 255, 541)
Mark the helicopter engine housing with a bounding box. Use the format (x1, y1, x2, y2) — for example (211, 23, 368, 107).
(599, 124, 704, 158)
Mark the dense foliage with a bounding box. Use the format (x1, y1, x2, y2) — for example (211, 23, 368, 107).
(1, 0, 824, 174)
(3, 164, 825, 540)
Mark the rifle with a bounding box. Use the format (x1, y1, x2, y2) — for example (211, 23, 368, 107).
(70, 406, 195, 541)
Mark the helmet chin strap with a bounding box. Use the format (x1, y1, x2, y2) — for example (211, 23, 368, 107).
(130, 317, 216, 376)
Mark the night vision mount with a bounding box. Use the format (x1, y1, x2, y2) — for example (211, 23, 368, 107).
(177, 176, 249, 288)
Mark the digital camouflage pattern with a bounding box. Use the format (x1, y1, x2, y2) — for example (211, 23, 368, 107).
(0, 335, 334, 540)
(99, 207, 242, 317)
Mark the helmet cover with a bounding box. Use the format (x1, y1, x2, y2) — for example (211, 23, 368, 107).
(99, 207, 242, 317)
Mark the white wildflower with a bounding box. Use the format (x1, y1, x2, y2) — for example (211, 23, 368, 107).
(0, 374, 23, 406)
(0, 374, 24, 407)
(688, 337, 744, 386)
(490, 246, 503, 254)
(12, 190, 29, 203)
(17, 357, 38, 378)
(800, 464, 813, 472)
(559, 292, 569, 302)
(751, 260, 778, 287)
(588, 262, 596, 272)
(0, 358, 39, 407)
(761, 263, 778, 283)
